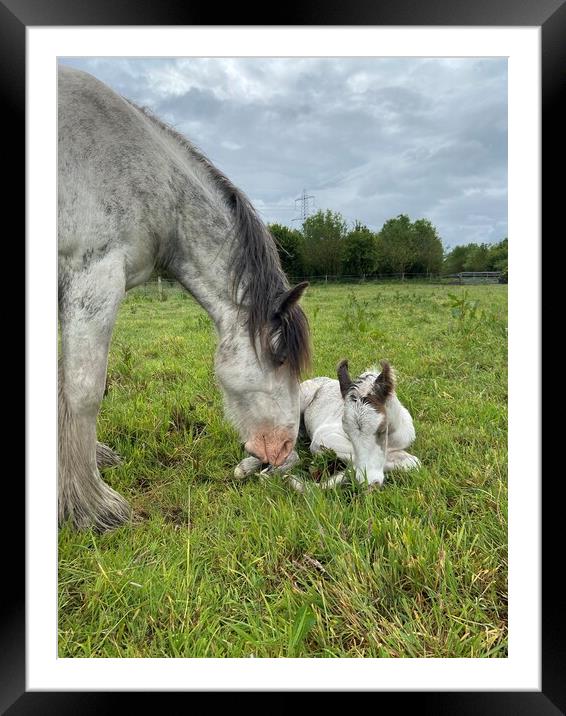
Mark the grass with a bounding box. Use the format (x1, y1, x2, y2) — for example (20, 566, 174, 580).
(58, 282, 508, 658)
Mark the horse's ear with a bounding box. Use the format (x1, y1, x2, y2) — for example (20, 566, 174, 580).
(373, 360, 395, 403)
(337, 359, 353, 399)
(274, 282, 309, 316)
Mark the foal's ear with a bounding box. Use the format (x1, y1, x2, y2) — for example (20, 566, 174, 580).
(337, 359, 353, 399)
(274, 282, 309, 316)
(373, 360, 395, 403)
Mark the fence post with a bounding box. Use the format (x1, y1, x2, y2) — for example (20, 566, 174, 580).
(157, 275, 163, 301)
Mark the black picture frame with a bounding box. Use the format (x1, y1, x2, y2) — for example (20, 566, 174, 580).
(11, 0, 559, 710)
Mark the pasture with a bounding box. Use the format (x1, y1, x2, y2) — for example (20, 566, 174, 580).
(58, 282, 508, 658)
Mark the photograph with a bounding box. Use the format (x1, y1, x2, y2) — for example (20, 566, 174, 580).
(56, 55, 509, 659)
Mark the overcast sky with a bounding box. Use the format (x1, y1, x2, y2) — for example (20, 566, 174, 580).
(59, 57, 507, 248)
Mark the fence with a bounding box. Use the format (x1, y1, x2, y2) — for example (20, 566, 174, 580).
(288, 272, 504, 285)
(289, 272, 444, 285)
(128, 271, 504, 299)
(443, 271, 504, 285)
(128, 276, 185, 300)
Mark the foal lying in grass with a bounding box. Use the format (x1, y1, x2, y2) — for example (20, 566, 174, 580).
(235, 360, 420, 490)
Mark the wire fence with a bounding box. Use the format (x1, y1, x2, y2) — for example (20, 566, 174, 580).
(127, 271, 505, 300)
(288, 271, 505, 285)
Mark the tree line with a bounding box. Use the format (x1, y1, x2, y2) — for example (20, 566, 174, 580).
(269, 210, 507, 280)
(442, 238, 508, 276)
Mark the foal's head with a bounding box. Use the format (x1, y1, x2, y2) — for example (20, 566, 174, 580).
(337, 359, 395, 486)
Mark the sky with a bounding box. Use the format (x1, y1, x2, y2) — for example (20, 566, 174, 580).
(59, 57, 508, 248)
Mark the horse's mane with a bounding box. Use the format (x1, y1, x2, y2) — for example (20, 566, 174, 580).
(129, 101, 311, 377)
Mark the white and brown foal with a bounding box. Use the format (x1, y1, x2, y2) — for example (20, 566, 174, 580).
(234, 360, 420, 490)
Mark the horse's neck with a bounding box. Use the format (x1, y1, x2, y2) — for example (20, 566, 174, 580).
(166, 194, 242, 331)
(173, 249, 238, 329)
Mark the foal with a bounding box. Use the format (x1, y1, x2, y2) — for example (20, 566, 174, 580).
(235, 360, 420, 489)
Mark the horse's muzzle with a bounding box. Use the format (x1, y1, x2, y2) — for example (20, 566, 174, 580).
(245, 429, 295, 467)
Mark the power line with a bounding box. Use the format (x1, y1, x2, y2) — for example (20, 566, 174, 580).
(292, 188, 315, 223)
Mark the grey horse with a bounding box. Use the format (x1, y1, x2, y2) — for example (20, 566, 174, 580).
(58, 66, 310, 531)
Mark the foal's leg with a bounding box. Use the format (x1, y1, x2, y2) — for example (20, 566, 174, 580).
(287, 469, 349, 493)
(233, 456, 263, 479)
(293, 436, 352, 491)
(234, 451, 300, 479)
(59, 259, 130, 531)
(383, 398, 420, 472)
(309, 433, 353, 463)
(384, 449, 421, 472)
(259, 450, 301, 482)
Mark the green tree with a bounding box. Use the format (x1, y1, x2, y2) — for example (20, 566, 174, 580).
(444, 239, 507, 275)
(302, 209, 348, 276)
(463, 243, 491, 271)
(487, 238, 508, 272)
(268, 223, 306, 279)
(342, 222, 380, 276)
(443, 244, 470, 274)
(377, 214, 414, 279)
(410, 218, 444, 275)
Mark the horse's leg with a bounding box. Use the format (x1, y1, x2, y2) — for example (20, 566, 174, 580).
(96, 442, 122, 469)
(59, 260, 130, 531)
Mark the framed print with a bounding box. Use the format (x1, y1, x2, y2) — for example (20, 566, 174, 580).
(11, 0, 561, 710)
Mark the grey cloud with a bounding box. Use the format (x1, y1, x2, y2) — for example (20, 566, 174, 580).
(158, 87, 223, 120)
(58, 56, 507, 246)
(366, 86, 429, 115)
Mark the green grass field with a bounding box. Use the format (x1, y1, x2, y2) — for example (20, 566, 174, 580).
(58, 282, 508, 658)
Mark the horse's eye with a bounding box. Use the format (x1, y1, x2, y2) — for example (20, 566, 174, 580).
(269, 334, 287, 367)
(270, 346, 287, 367)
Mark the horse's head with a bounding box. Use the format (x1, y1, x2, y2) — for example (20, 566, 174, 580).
(337, 359, 395, 486)
(215, 282, 310, 466)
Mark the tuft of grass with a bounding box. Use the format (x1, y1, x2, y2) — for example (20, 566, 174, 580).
(59, 283, 507, 658)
